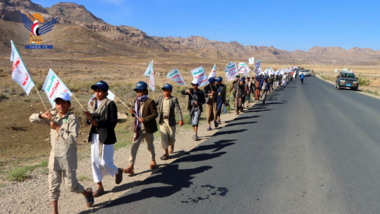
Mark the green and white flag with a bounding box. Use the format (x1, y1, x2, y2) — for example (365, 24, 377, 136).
(225, 62, 238, 81)
(208, 64, 217, 79)
(144, 60, 153, 77)
(167, 68, 186, 85)
(191, 66, 209, 87)
(42, 69, 72, 108)
(149, 68, 155, 91)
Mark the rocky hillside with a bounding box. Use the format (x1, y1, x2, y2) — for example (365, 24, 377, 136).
(1, 0, 380, 65)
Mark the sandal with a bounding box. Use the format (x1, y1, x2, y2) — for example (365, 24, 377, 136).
(150, 160, 157, 169)
(123, 166, 134, 175)
(85, 188, 94, 207)
(92, 187, 104, 198)
(160, 154, 169, 160)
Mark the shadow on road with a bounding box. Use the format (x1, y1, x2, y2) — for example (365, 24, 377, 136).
(192, 139, 236, 153)
(212, 128, 247, 137)
(225, 121, 257, 127)
(96, 152, 227, 210)
(225, 115, 259, 122)
(80, 140, 235, 213)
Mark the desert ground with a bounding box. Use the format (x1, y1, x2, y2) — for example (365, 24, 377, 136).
(1, 56, 379, 173)
(0, 54, 379, 213)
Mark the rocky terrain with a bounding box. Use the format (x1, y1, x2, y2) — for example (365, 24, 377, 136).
(1, 0, 380, 65)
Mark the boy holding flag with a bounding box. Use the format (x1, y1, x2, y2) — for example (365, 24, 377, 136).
(124, 81, 158, 175)
(155, 83, 183, 160)
(29, 92, 94, 214)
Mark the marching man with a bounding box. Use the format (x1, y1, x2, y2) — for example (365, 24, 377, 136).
(155, 83, 183, 160)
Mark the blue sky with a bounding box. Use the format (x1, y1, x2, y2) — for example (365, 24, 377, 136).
(34, 0, 380, 51)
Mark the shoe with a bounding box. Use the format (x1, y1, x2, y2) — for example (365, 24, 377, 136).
(150, 160, 157, 169)
(206, 126, 212, 131)
(115, 168, 123, 184)
(123, 166, 134, 175)
(160, 154, 169, 160)
(93, 187, 104, 198)
(195, 135, 199, 141)
(214, 121, 218, 128)
(192, 135, 196, 140)
(85, 188, 94, 207)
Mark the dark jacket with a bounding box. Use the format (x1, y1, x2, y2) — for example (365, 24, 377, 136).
(234, 83, 245, 98)
(155, 95, 183, 126)
(204, 84, 217, 104)
(88, 100, 118, 145)
(181, 89, 205, 112)
(246, 81, 254, 95)
(217, 83, 227, 104)
(133, 98, 158, 134)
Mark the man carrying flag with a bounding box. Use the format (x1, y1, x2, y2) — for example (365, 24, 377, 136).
(124, 81, 158, 175)
(85, 81, 123, 197)
(181, 80, 205, 141)
(215, 77, 226, 124)
(29, 92, 95, 213)
(155, 83, 183, 160)
(204, 77, 218, 130)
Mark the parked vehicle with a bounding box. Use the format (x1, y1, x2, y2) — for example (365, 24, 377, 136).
(299, 69, 311, 77)
(335, 70, 359, 90)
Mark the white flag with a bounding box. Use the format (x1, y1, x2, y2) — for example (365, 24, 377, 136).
(254, 60, 261, 75)
(107, 90, 116, 101)
(191, 66, 209, 87)
(238, 62, 251, 76)
(42, 69, 72, 108)
(248, 57, 255, 65)
(225, 62, 238, 81)
(208, 64, 217, 79)
(144, 60, 153, 77)
(10, 40, 35, 95)
(167, 68, 186, 85)
(88, 90, 115, 105)
(149, 68, 155, 91)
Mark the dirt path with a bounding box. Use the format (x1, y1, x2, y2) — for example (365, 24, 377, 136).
(0, 100, 259, 214)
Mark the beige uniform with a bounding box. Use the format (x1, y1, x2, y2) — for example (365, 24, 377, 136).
(159, 98, 176, 149)
(30, 112, 84, 201)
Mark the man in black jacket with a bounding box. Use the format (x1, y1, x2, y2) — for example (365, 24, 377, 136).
(181, 79, 205, 141)
(215, 76, 226, 124)
(204, 77, 218, 130)
(85, 80, 123, 197)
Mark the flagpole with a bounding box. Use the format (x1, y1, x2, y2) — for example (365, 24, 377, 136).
(113, 95, 140, 118)
(114, 95, 131, 110)
(34, 87, 48, 112)
(71, 93, 87, 111)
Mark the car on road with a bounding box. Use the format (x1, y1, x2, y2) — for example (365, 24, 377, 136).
(299, 69, 311, 77)
(335, 70, 359, 90)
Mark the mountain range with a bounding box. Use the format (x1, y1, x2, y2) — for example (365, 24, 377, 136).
(1, 0, 380, 65)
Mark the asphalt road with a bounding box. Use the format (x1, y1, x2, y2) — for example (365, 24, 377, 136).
(96, 77, 380, 214)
